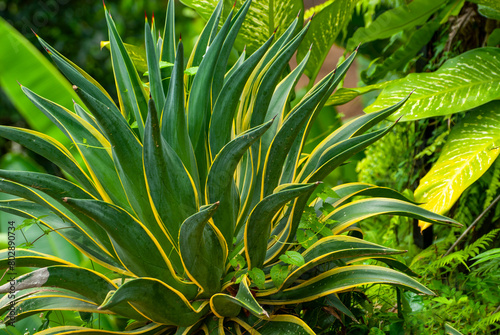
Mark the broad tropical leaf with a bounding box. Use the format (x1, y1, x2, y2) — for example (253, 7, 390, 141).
(365, 48, 500, 121)
(415, 101, 500, 230)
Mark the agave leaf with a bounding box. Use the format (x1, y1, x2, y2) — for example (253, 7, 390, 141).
(0, 126, 97, 196)
(100, 40, 149, 74)
(445, 323, 465, 335)
(277, 236, 405, 291)
(144, 98, 199, 260)
(35, 324, 167, 335)
(181, 0, 304, 55)
(105, 7, 149, 138)
(188, 6, 234, 190)
(21, 86, 130, 209)
(232, 314, 314, 334)
(64, 198, 198, 299)
(179, 202, 226, 297)
(161, 42, 199, 189)
(207, 119, 274, 246)
(414, 102, 500, 230)
(99, 278, 209, 327)
(245, 183, 319, 270)
(0, 249, 73, 269)
(346, 0, 447, 50)
(209, 33, 275, 157)
(324, 198, 460, 235)
(314, 183, 417, 211)
(145, 19, 165, 112)
(0, 199, 124, 273)
(0, 266, 114, 303)
(210, 275, 268, 318)
(0, 18, 79, 145)
(162, 0, 177, 64)
(74, 87, 160, 240)
(4, 293, 101, 323)
(249, 21, 311, 130)
(297, 0, 360, 81)
(365, 48, 500, 121)
(299, 93, 408, 181)
(0, 266, 145, 320)
(257, 265, 434, 304)
(36, 36, 119, 117)
(211, 0, 253, 102)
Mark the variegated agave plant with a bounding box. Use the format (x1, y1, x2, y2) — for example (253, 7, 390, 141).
(0, 0, 458, 333)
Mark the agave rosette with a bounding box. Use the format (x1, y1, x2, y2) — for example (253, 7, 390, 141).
(0, 0, 459, 333)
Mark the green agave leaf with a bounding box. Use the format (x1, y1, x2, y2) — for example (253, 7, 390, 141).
(245, 183, 319, 270)
(414, 101, 500, 230)
(323, 198, 460, 235)
(162, 0, 176, 64)
(210, 275, 268, 318)
(64, 198, 198, 299)
(0, 249, 73, 269)
(209, 33, 275, 157)
(101, 40, 149, 74)
(161, 42, 199, 189)
(36, 36, 119, 118)
(19, 87, 131, 208)
(232, 315, 315, 335)
(0, 199, 124, 273)
(277, 236, 405, 291)
(207, 119, 274, 246)
(315, 183, 417, 210)
(4, 293, 102, 323)
(0, 125, 97, 196)
(188, 5, 234, 190)
(0, 266, 114, 303)
(346, 0, 447, 50)
(99, 278, 209, 327)
(144, 98, 198, 262)
(257, 265, 434, 304)
(74, 87, 160, 243)
(365, 48, 500, 121)
(325, 83, 388, 106)
(0, 18, 79, 145)
(180, 0, 304, 54)
(362, 21, 439, 84)
(105, 6, 149, 138)
(145, 19, 165, 113)
(179, 202, 225, 297)
(296, 0, 360, 81)
(36, 324, 167, 335)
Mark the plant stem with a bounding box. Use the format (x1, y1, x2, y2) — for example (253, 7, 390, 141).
(444, 193, 500, 257)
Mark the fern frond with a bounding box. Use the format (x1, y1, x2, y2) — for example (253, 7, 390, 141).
(475, 312, 500, 329)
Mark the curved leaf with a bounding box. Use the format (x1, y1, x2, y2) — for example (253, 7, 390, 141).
(415, 102, 500, 230)
(0, 249, 73, 269)
(99, 278, 208, 327)
(179, 202, 226, 297)
(323, 198, 460, 235)
(365, 48, 500, 121)
(36, 324, 167, 335)
(257, 265, 434, 304)
(210, 276, 268, 318)
(347, 0, 447, 50)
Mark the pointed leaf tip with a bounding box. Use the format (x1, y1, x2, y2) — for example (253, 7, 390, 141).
(309, 43, 313, 51)
(179, 33, 182, 41)
(102, 0, 106, 10)
(355, 43, 361, 52)
(16, 80, 21, 87)
(30, 27, 38, 37)
(297, 9, 302, 17)
(72, 85, 78, 91)
(144, 11, 148, 22)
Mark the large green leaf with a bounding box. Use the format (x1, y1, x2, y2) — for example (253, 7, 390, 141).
(99, 278, 209, 327)
(0, 18, 79, 145)
(415, 102, 500, 230)
(179, 203, 225, 297)
(346, 0, 447, 50)
(365, 48, 500, 121)
(296, 0, 360, 81)
(36, 324, 167, 335)
(180, 0, 304, 54)
(257, 265, 434, 304)
(468, 0, 500, 11)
